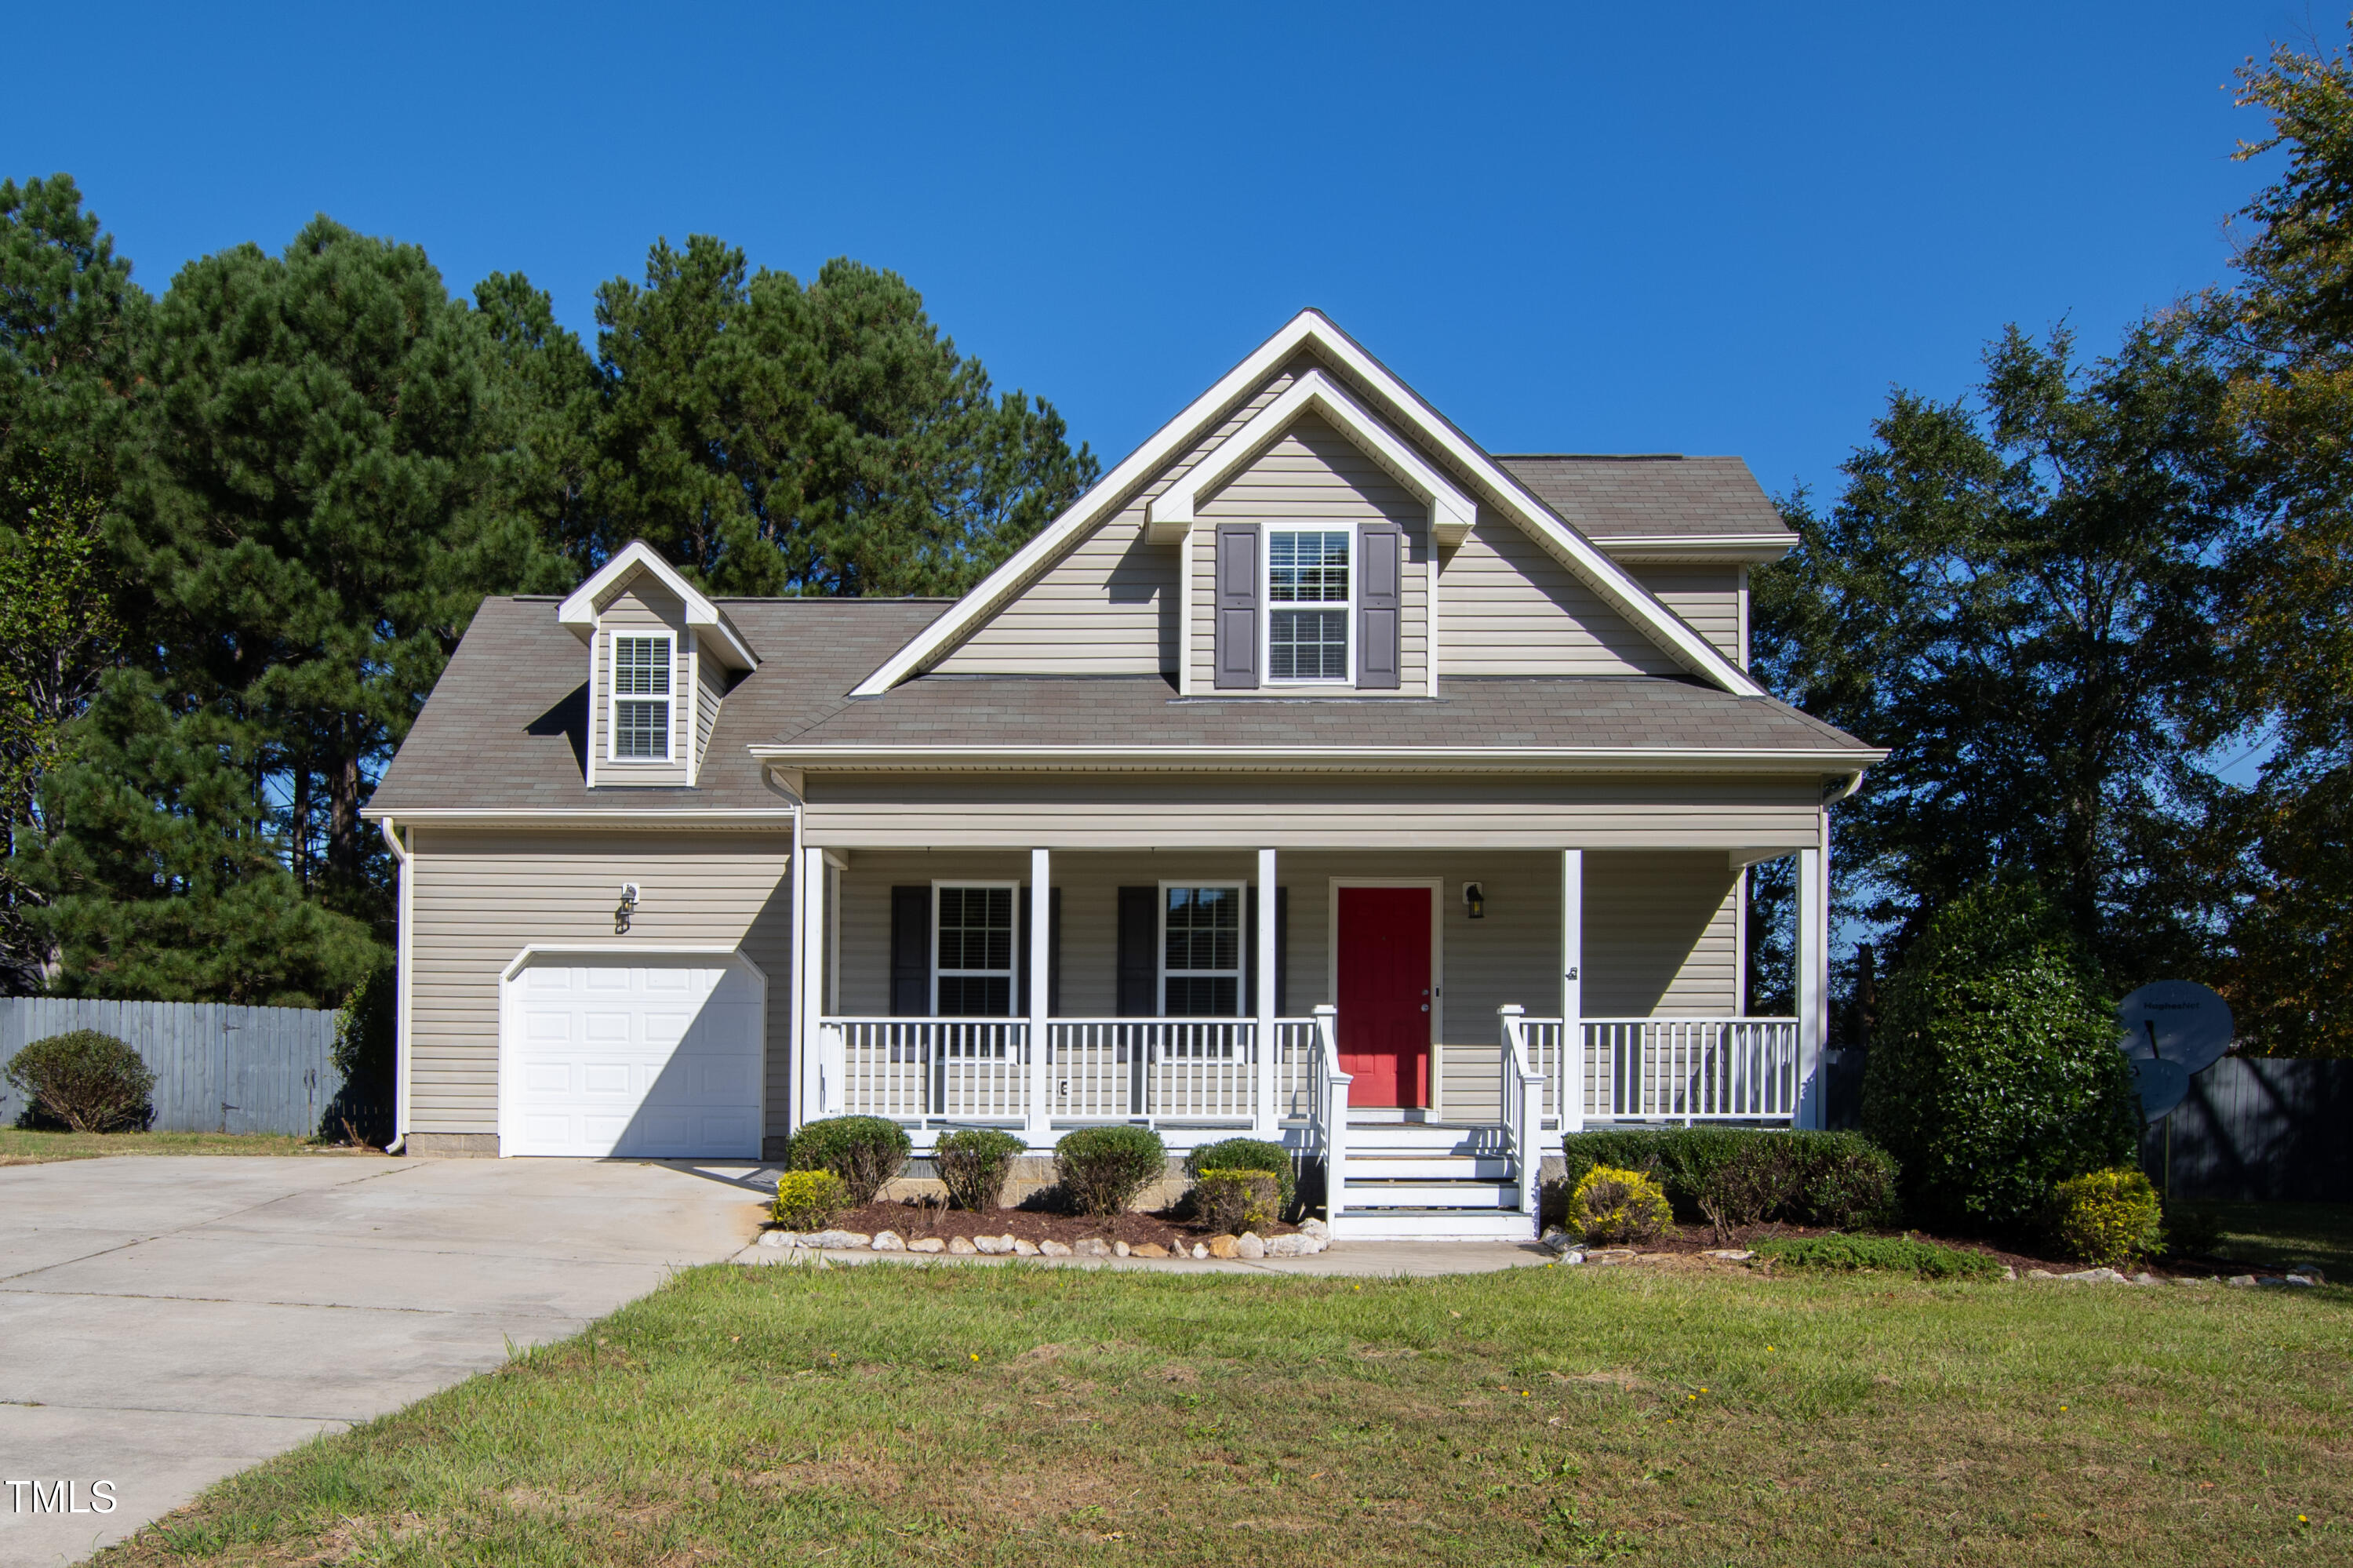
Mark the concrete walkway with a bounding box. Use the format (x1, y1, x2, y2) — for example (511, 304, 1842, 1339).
(0, 1155, 768, 1567)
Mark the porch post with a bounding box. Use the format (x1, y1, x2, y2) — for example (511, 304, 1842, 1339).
(794, 828, 827, 1132)
(1795, 836, 1829, 1129)
(1026, 847, 1053, 1145)
(1562, 849, 1584, 1134)
(1253, 846, 1278, 1139)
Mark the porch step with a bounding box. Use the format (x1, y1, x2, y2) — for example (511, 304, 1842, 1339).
(1344, 1122, 1507, 1156)
(1340, 1180, 1520, 1209)
(1344, 1155, 1514, 1181)
(1326, 1208, 1539, 1242)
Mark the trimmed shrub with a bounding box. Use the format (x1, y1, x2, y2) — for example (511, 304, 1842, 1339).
(327, 964, 395, 1143)
(2049, 1166, 2164, 1268)
(1556, 1127, 1899, 1231)
(1696, 1140, 1796, 1241)
(771, 1170, 850, 1231)
(1055, 1124, 1167, 1215)
(786, 1115, 911, 1205)
(1862, 882, 2139, 1232)
(1194, 1169, 1280, 1234)
(1184, 1137, 1297, 1213)
(1753, 1233, 2006, 1282)
(5, 1031, 154, 1133)
(1568, 1164, 1674, 1244)
(934, 1128, 1027, 1212)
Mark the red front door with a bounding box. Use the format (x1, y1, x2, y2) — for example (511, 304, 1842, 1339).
(1336, 886, 1432, 1108)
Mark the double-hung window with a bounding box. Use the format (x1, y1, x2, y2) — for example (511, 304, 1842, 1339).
(1161, 884, 1243, 1017)
(608, 633, 674, 762)
(934, 884, 1016, 1016)
(1266, 528, 1351, 682)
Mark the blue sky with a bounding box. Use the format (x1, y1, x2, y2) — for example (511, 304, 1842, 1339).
(2, 2, 2319, 502)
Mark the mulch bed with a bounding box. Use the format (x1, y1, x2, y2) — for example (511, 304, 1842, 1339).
(800, 1197, 1301, 1253)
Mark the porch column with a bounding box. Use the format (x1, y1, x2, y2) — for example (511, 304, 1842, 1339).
(1795, 835, 1829, 1129)
(1026, 847, 1053, 1144)
(1562, 849, 1584, 1135)
(794, 832, 827, 1131)
(1253, 846, 1278, 1139)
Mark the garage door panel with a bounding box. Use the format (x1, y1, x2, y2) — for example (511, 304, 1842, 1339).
(503, 958, 763, 1158)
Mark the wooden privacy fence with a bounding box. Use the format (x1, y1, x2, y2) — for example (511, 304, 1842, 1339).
(2144, 1056, 2353, 1203)
(0, 998, 345, 1137)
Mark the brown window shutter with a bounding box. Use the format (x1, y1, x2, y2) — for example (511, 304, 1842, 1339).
(1358, 522, 1402, 689)
(1116, 886, 1158, 1015)
(1213, 524, 1260, 689)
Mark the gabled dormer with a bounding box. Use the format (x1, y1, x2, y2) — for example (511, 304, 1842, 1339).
(557, 541, 759, 787)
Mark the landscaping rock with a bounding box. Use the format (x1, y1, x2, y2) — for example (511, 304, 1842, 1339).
(1114, 1241, 1131, 1257)
(808, 1230, 870, 1250)
(973, 1234, 1014, 1255)
(1080, 1238, 1112, 1257)
(1191, 1242, 1209, 1260)
(2227, 1274, 2261, 1288)
(2132, 1271, 2158, 1286)
(947, 1235, 979, 1255)
(2057, 1268, 2129, 1283)
(2284, 1273, 2319, 1287)
(1235, 1232, 1265, 1259)
(1264, 1235, 1307, 1257)
(1551, 1249, 1586, 1265)
(1584, 1248, 1637, 1267)
(871, 1230, 906, 1252)
(2289, 1263, 2329, 1284)
(1133, 1242, 1169, 1258)
(1300, 1218, 1329, 1240)
(1207, 1235, 1240, 1259)
(1012, 1237, 1041, 1257)
(1038, 1240, 1073, 1257)
(758, 1230, 798, 1249)
(907, 1237, 944, 1253)
(1702, 1249, 1755, 1261)
(1300, 1235, 1328, 1254)
(1539, 1226, 1577, 1253)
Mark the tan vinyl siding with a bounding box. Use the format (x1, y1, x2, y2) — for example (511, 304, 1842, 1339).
(1438, 507, 1680, 676)
(1633, 566, 1744, 668)
(406, 829, 793, 1140)
(594, 585, 689, 785)
(827, 847, 1739, 1124)
(1186, 412, 1431, 694)
(933, 375, 1296, 676)
(805, 772, 1824, 852)
(693, 640, 726, 780)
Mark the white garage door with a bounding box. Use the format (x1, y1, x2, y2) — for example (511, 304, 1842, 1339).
(504, 956, 763, 1158)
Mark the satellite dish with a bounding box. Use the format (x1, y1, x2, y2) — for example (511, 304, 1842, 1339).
(2118, 980, 2235, 1077)
(2130, 1057, 2191, 1124)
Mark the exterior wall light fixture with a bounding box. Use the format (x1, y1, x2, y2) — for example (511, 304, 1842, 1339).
(1463, 881, 1485, 920)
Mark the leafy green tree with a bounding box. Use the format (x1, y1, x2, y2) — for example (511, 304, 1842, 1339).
(588, 238, 1096, 594)
(1753, 322, 2244, 987)
(1862, 881, 2140, 1233)
(16, 671, 381, 1006)
(118, 216, 570, 926)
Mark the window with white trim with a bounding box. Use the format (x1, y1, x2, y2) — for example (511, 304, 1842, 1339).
(1161, 884, 1243, 1016)
(1266, 528, 1351, 682)
(934, 884, 1016, 1016)
(607, 633, 674, 761)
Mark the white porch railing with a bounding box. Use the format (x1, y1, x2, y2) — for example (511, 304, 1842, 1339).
(1515, 1017, 1801, 1124)
(1496, 1007, 1545, 1219)
(1309, 1005, 1351, 1221)
(823, 1016, 1318, 1127)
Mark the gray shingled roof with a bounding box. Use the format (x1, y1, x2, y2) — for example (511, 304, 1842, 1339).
(1493, 454, 1796, 541)
(765, 674, 1871, 757)
(365, 595, 952, 813)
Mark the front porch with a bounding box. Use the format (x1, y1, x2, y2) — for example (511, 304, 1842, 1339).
(788, 846, 1831, 1239)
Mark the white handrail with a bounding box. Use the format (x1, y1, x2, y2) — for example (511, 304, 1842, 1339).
(1497, 1006, 1545, 1223)
(1312, 1004, 1351, 1221)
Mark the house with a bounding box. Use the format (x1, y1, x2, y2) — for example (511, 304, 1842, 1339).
(361, 310, 1882, 1239)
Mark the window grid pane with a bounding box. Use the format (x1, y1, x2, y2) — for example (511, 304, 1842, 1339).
(936, 886, 1016, 1017)
(614, 636, 671, 697)
(1162, 886, 1242, 1017)
(1267, 529, 1348, 681)
(1268, 609, 1348, 681)
(614, 699, 667, 759)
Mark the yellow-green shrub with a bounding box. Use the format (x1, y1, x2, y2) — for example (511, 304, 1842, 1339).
(2049, 1166, 2163, 1267)
(771, 1170, 851, 1231)
(1193, 1169, 1279, 1234)
(1568, 1164, 1674, 1244)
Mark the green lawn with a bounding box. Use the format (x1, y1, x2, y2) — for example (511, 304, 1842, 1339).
(100, 1249, 2350, 1566)
(0, 1128, 336, 1163)
(2171, 1201, 2353, 1282)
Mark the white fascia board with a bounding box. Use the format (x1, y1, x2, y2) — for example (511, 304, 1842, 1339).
(500, 944, 769, 984)
(1594, 533, 1799, 566)
(746, 743, 1886, 776)
(1143, 370, 1475, 547)
(851, 309, 1766, 700)
(557, 540, 760, 670)
(357, 807, 795, 829)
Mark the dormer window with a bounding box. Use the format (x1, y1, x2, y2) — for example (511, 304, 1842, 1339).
(1267, 528, 1351, 682)
(609, 633, 674, 762)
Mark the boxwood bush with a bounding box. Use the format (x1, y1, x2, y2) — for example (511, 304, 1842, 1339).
(785, 1115, 911, 1205)
(1055, 1124, 1166, 1215)
(770, 1170, 851, 1231)
(1567, 1164, 1674, 1244)
(1183, 1137, 1297, 1214)
(1863, 882, 2138, 1233)
(5, 1031, 154, 1133)
(1555, 1126, 1898, 1231)
(2048, 1166, 2164, 1268)
(1193, 1169, 1280, 1234)
(933, 1128, 1027, 1212)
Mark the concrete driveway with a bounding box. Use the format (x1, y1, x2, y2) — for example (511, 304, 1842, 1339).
(0, 1154, 769, 1566)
